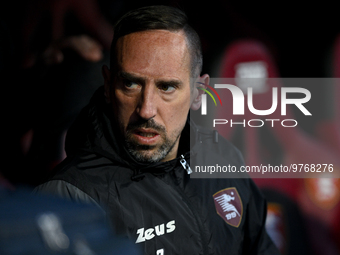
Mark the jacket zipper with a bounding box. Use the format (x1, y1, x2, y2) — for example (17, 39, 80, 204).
(180, 155, 192, 174)
(171, 155, 209, 255)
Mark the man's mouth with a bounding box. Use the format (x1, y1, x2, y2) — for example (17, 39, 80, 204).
(132, 128, 161, 145)
(136, 131, 158, 137)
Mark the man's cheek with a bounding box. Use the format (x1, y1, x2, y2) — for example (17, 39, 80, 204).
(116, 100, 135, 118)
(176, 98, 191, 115)
(169, 104, 189, 126)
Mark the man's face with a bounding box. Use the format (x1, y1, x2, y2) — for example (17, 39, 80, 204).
(105, 30, 194, 163)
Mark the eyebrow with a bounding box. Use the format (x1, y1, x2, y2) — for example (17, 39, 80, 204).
(117, 71, 183, 87)
(118, 71, 144, 84)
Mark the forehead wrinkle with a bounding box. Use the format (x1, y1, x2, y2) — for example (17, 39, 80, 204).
(115, 30, 191, 79)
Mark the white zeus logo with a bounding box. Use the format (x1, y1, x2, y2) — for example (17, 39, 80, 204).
(135, 220, 176, 243)
(201, 84, 312, 116)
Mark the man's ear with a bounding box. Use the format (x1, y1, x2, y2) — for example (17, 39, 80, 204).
(191, 74, 210, 110)
(102, 65, 111, 103)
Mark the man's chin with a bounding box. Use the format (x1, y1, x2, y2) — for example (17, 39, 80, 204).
(124, 134, 179, 163)
(128, 148, 166, 163)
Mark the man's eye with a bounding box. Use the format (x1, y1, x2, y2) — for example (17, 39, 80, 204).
(159, 84, 175, 92)
(124, 80, 139, 89)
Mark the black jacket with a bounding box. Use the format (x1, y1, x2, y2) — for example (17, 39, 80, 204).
(35, 87, 279, 255)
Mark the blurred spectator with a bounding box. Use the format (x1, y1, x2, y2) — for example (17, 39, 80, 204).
(21, 0, 114, 68)
(0, 185, 142, 255)
(14, 0, 114, 186)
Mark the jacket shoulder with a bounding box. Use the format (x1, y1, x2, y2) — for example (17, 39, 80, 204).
(191, 125, 246, 178)
(34, 180, 102, 211)
(35, 153, 118, 208)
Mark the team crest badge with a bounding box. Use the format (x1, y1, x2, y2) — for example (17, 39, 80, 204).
(213, 187, 243, 227)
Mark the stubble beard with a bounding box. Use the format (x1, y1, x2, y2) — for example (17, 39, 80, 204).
(124, 119, 182, 163)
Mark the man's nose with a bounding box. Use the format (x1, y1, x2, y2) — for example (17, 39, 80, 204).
(137, 85, 157, 120)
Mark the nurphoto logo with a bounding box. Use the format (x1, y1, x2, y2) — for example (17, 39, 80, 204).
(198, 83, 312, 128)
